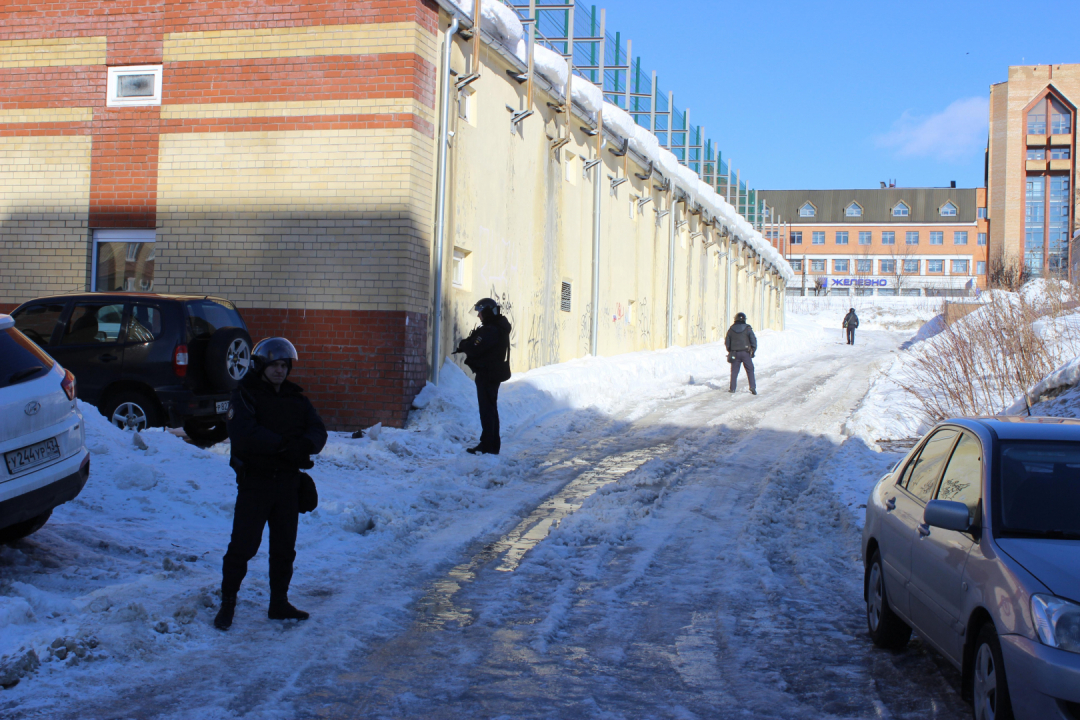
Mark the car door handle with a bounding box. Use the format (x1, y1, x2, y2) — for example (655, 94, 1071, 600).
(885, 497, 896, 511)
(918, 524, 931, 538)
(99, 354, 119, 363)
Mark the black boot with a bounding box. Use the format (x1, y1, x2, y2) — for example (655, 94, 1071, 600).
(268, 594, 309, 621)
(466, 445, 481, 455)
(214, 594, 237, 631)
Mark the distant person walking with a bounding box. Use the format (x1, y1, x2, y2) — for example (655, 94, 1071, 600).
(455, 298, 512, 455)
(725, 312, 757, 395)
(843, 308, 859, 345)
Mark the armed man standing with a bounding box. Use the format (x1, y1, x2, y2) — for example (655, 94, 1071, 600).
(214, 337, 327, 631)
(725, 311, 758, 395)
(455, 298, 512, 455)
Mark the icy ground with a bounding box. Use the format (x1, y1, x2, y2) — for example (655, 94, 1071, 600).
(2, 316, 970, 719)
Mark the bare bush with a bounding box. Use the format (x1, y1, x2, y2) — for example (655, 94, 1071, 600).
(987, 258, 1029, 291)
(899, 290, 1080, 422)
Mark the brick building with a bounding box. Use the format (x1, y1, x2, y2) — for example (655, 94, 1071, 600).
(0, 1, 789, 430)
(759, 187, 990, 296)
(987, 64, 1078, 279)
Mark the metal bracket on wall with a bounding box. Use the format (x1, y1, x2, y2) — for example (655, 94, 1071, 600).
(505, 69, 528, 84)
(583, 158, 602, 172)
(547, 101, 566, 114)
(635, 161, 654, 182)
(676, 219, 689, 230)
(455, 73, 480, 91)
(637, 196, 653, 210)
(654, 177, 670, 193)
(550, 136, 570, 153)
(579, 125, 599, 137)
(511, 109, 534, 126)
(607, 138, 629, 157)
(609, 175, 628, 192)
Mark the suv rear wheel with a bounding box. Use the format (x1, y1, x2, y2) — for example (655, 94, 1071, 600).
(102, 390, 161, 431)
(0, 509, 52, 544)
(205, 328, 252, 392)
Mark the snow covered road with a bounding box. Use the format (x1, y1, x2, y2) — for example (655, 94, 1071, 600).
(3, 323, 970, 719)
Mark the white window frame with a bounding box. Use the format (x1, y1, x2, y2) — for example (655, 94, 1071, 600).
(892, 201, 910, 217)
(833, 259, 849, 273)
(457, 86, 474, 124)
(107, 65, 163, 107)
(845, 202, 863, 217)
(811, 231, 825, 245)
(799, 202, 816, 218)
(927, 259, 944, 273)
(954, 231, 968, 245)
(978, 232, 988, 246)
(952, 259, 970, 274)
(91, 228, 156, 291)
(810, 259, 826, 272)
(940, 202, 958, 217)
(856, 259, 873, 273)
(835, 231, 849, 245)
(929, 231, 944, 245)
(977, 260, 987, 275)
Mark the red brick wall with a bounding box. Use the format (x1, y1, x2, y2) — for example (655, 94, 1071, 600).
(241, 308, 429, 431)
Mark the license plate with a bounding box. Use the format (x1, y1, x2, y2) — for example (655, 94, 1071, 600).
(5, 437, 61, 475)
(216, 401, 230, 414)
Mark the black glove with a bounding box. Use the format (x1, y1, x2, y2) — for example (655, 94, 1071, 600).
(282, 437, 315, 469)
(751, 351, 756, 358)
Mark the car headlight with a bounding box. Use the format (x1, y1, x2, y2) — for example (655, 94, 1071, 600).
(1031, 594, 1080, 654)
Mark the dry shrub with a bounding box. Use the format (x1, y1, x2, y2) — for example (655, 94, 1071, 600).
(900, 288, 1080, 421)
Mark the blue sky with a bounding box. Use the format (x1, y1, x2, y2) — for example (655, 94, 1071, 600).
(603, 0, 1080, 192)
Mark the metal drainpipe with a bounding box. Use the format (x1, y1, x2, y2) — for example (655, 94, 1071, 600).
(590, 110, 604, 357)
(666, 192, 677, 347)
(725, 236, 733, 325)
(430, 17, 459, 385)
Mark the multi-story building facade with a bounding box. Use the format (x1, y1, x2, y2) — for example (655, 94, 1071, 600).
(758, 188, 989, 296)
(987, 64, 1078, 279)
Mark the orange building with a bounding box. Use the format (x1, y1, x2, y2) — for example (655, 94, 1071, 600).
(987, 64, 1078, 279)
(758, 187, 989, 296)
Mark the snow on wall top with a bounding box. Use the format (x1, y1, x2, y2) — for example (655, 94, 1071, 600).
(440, 0, 794, 284)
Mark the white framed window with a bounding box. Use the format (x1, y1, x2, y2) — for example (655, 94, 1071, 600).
(457, 86, 474, 124)
(845, 202, 863, 217)
(790, 231, 802, 244)
(91, 228, 156, 292)
(927, 259, 944, 273)
(810, 259, 826, 272)
(903, 259, 920, 274)
(892, 201, 910, 217)
(929, 231, 944, 245)
(452, 247, 469, 288)
(977, 207, 987, 219)
(790, 259, 803, 271)
(954, 231, 968, 245)
(630, 195, 638, 220)
(836, 231, 849, 245)
(799, 202, 816, 218)
(976, 260, 987, 275)
(834, 259, 849, 272)
(880, 259, 896, 273)
(881, 231, 895, 245)
(940, 201, 958, 217)
(952, 259, 969, 274)
(906, 231, 919, 245)
(811, 231, 825, 245)
(107, 65, 163, 107)
(978, 232, 987, 246)
(858, 231, 872, 245)
(565, 152, 577, 185)
(856, 259, 872, 273)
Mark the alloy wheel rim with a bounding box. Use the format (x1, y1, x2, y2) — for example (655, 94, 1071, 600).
(226, 339, 251, 380)
(111, 402, 148, 431)
(973, 642, 997, 720)
(868, 563, 883, 631)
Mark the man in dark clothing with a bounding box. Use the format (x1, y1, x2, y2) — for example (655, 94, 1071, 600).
(214, 337, 327, 631)
(725, 311, 758, 395)
(455, 298, 512, 455)
(843, 307, 860, 345)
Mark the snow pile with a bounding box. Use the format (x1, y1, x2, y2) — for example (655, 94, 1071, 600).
(571, 78, 602, 116)
(532, 44, 568, 90)
(848, 282, 1080, 444)
(601, 101, 636, 143)
(786, 295, 945, 333)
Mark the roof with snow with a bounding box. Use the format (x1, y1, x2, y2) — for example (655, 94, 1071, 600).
(758, 188, 980, 224)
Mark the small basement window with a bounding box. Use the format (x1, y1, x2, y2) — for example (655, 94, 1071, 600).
(452, 248, 468, 288)
(560, 281, 572, 312)
(107, 65, 163, 107)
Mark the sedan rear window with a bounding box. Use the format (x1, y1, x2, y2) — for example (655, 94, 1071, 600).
(998, 442, 1080, 538)
(0, 328, 56, 389)
(186, 299, 245, 340)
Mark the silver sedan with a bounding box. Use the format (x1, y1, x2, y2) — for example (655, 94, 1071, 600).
(862, 416, 1080, 720)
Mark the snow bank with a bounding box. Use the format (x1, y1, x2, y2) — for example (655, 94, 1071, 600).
(601, 102, 636, 142)
(571, 77, 602, 116)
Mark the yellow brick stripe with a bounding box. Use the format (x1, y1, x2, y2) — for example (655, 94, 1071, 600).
(0, 36, 106, 68)
(163, 22, 437, 64)
(160, 98, 434, 124)
(0, 107, 94, 125)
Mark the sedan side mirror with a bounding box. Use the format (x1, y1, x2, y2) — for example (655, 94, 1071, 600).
(924, 500, 972, 533)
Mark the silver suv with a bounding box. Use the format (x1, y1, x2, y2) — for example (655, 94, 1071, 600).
(0, 314, 90, 543)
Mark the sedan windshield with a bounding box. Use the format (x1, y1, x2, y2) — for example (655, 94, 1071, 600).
(998, 441, 1080, 538)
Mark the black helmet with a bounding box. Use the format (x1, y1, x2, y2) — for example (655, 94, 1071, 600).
(252, 337, 298, 375)
(849, 307, 855, 313)
(735, 312, 747, 323)
(474, 297, 501, 315)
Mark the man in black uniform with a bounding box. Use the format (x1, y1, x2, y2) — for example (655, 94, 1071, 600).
(842, 307, 859, 345)
(455, 298, 512, 455)
(725, 311, 758, 395)
(214, 337, 327, 631)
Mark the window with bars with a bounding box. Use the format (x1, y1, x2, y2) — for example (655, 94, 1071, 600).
(560, 281, 572, 312)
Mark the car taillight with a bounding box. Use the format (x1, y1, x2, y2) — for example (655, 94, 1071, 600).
(62, 369, 76, 401)
(174, 345, 189, 377)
